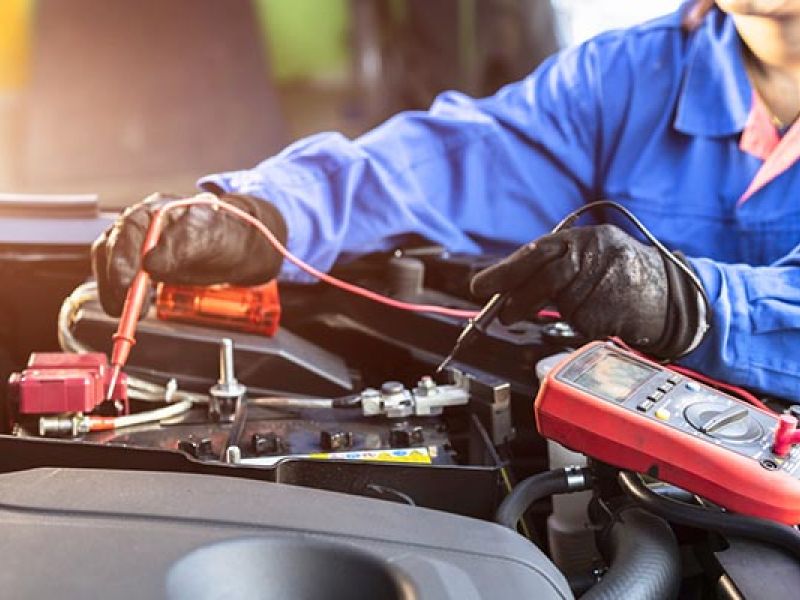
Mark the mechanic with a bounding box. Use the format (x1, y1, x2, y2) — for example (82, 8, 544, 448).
(93, 0, 800, 401)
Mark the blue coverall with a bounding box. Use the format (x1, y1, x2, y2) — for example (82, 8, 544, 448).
(202, 7, 800, 401)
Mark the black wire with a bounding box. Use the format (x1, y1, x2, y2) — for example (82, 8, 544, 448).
(365, 483, 416, 506)
(618, 471, 800, 559)
(551, 200, 713, 346)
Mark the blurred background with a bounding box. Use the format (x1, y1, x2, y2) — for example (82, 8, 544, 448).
(0, 0, 681, 209)
(0, 0, 682, 398)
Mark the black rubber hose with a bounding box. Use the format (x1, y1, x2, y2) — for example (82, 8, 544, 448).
(495, 467, 592, 530)
(618, 471, 800, 560)
(581, 506, 681, 600)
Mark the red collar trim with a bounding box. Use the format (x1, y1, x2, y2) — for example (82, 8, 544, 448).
(738, 91, 800, 205)
(739, 91, 780, 161)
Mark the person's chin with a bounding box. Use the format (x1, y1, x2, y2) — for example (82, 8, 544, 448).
(716, 0, 800, 16)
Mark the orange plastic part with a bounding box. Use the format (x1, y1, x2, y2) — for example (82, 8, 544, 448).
(156, 280, 281, 337)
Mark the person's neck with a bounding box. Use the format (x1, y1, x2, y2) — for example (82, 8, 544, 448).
(735, 14, 800, 126)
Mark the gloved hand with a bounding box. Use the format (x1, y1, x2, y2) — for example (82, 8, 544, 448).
(471, 224, 706, 359)
(91, 191, 287, 316)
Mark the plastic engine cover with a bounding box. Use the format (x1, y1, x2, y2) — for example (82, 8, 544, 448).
(0, 468, 572, 599)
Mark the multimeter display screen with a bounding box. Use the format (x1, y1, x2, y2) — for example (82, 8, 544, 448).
(574, 354, 656, 402)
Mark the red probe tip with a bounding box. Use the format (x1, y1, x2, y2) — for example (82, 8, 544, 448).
(106, 364, 121, 401)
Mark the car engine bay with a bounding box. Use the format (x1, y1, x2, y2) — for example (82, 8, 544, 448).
(0, 237, 799, 600)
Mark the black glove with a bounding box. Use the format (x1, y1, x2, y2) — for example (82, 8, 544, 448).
(91, 191, 287, 316)
(470, 224, 706, 359)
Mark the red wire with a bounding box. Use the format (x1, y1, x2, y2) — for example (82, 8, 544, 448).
(538, 309, 561, 320)
(153, 198, 766, 411)
(154, 197, 562, 322)
(667, 364, 771, 412)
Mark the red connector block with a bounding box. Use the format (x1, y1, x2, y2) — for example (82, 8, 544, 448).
(8, 353, 128, 415)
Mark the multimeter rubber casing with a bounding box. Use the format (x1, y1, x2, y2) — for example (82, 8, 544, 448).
(535, 341, 800, 524)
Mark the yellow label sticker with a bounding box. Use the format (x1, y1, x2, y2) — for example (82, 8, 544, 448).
(308, 447, 433, 464)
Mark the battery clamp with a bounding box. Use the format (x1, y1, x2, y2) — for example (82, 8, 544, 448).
(535, 341, 800, 524)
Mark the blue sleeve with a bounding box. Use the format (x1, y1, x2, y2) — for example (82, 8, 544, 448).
(200, 45, 602, 281)
(684, 251, 800, 401)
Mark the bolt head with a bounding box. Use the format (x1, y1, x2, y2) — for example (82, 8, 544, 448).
(419, 376, 435, 388)
(381, 381, 405, 396)
(252, 432, 281, 455)
(320, 430, 353, 451)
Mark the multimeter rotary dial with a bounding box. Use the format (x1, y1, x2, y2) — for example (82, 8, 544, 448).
(684, 400, 764, 443)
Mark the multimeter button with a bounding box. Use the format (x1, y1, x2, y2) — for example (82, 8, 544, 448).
(658, 383, 674, 393)
(667, 375, 682, 385)
(655, 408, 671, 421)
(648, 391, 664, 402)
(685, 381, 701, 392)
(637, 400, 654, 412)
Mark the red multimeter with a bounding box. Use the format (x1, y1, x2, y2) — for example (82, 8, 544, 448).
(535, 341, 800, 524)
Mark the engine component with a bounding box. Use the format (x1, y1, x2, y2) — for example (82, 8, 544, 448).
(71, 295, 354, 397)
(541, 321, 587, 347)
(45, 259, 554, 571)
(583, 506, 681, 600)
(388, 423, 424, 448)
(536, 351, 600, 578)
(276, 251, 560, 454)
(8, 352, 127, 415)
(711, 537, 800, 599)
(251, 432, 282, 455)
(156, 280, 281, 337)
(320, 430, 354, 451)
(546, 441, 599, 579)
(535, 341, 800, 523)
(0, 430, 502, 519)
(38, 399, 193, 438)
(619, 471, 800, 561)
(24, 243, 800, 597)
(177, 436, 215, 459)
(52, 276, 517, 523)
(0, 468, 571, 600)
(360, 376, 469, 418)
(208, 338, 246, 423)
(385, 255, 424, 297)
(38, 414, 90, 437)
(495, 467, 592, 530)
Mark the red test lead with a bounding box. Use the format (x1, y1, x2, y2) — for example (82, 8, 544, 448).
(106, 209, 170, 401)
